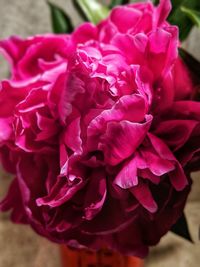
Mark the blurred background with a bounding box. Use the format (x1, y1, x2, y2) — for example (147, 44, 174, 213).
(0, 0, 200, 266)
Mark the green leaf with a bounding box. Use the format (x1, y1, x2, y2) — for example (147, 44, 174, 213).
(129, 0, 144, 2)
(109, 0, 129, 9)
(152, 0, 159, 5)
(47, 1, 74, 34)
(171, 213, 193, 242)
(73, 0, 110, 24)
(168, 0, 200, 41)
(181, 6, 200, 27)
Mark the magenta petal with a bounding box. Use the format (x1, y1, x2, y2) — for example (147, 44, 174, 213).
(84, 171, 107, 220)
(148, 133, 189, 190)
(155, 0, 172, 27)
(0, 36, 22, 64)
(72, 23, 97, 44)
(101, 115, 152, 165)
(0, 118, 13, 141)
(16, 87, 47, 113)
(59, 143, 68, 175)
(111, 33, 148, 64)
(63, 117, 82, 154)
(133, 33, 148, 53)
(167, 101, 200, 121)
(148, 133, 175, 161)
(88, 94, 147, 137)
(108, 94, 147, 122)
(148, 29, 171, 54)
(0, 79, 32, 117)
(138, 169, 160, 185)
(147, 27, 178, 82)
(110, 6, 142, 33)
(17, 36, 72, 78)
(114, 156, 138, 189)
(57, 70, 86, 124)
(169, 162, 188, 191)
(155, 119, 199, 151)
(130, 180, 158, 213)
(140, 149, 175, 176)
(36, 175, 85, 207)
(35, 113, 59, 141)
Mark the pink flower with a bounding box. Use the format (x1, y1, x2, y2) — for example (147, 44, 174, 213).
(0, 0, 199, 257)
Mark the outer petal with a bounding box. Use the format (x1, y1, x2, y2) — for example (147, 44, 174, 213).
(0, 36, 43, 66)
(111, 33, 148, 64)
(147, 27, 178, 81)
(154, 0, 171, 28)
(110, 6, 142, 34)
(148, 133, 188, 191)
(0, 35, 72, 79)
(139, 149, 175, 176)
(72, 23, 98, 44)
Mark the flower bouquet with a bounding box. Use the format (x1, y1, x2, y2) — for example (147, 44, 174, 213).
(0, 0, 200, 266)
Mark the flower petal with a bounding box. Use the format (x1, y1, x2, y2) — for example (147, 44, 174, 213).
(101, 115, 152, 165)
(110, 6, 142, 33)
(130, 180, 158, 213)
(63, 117, 82, 154)
(36, 175, 85, 208)
(114, 156, 138, 189)
(84, 170, 107, 220)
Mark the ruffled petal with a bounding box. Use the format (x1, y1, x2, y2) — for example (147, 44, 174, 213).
(155, 0, 171, 27)
(148, 133, 188, 190)
(36, 175, 85, 208)
(63, 117, 82, 154)
(114, 156, 138, 189)
(101, 115, 152, 165)
(130, 180, 158, 213)
(84, 170, 107, 220)
(110, 6, 142, 33)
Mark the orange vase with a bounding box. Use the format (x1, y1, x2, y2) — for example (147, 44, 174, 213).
(60, 245, 144, 267)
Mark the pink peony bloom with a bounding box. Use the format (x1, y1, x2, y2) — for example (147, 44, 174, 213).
(0, 0, 199, 257)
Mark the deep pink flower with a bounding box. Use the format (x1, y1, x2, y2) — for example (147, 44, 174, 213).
(0, 0, 199, 257)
